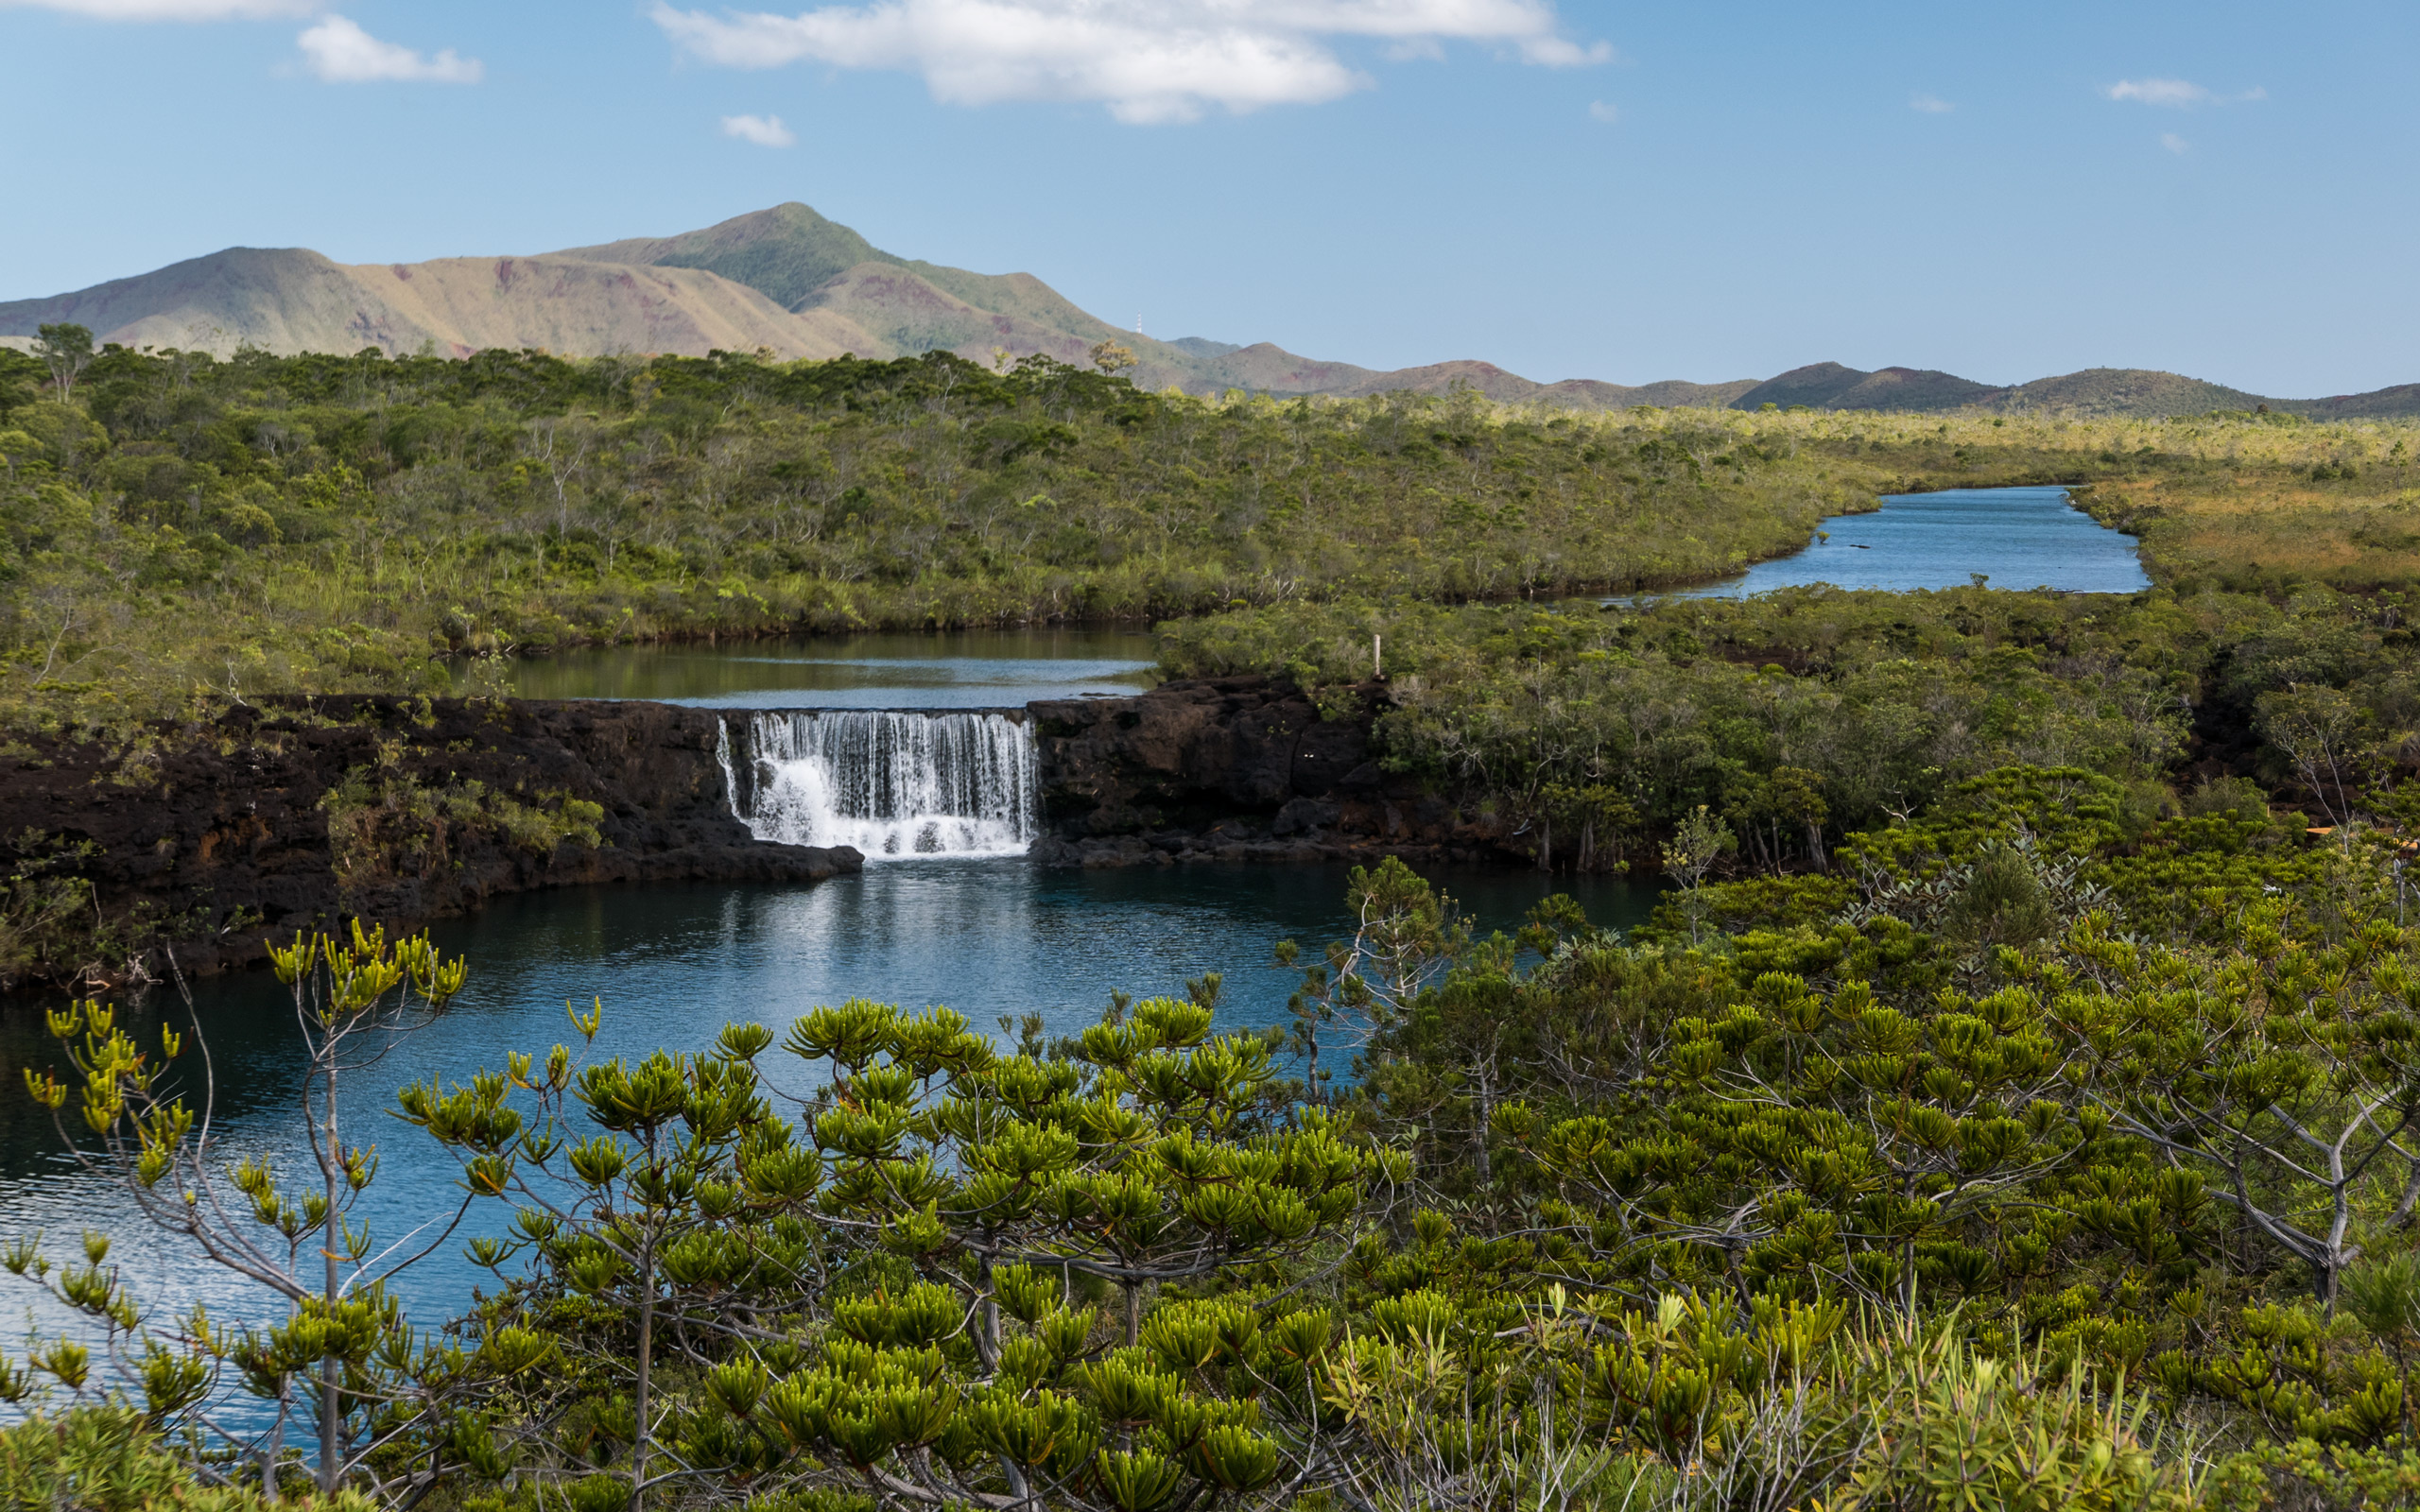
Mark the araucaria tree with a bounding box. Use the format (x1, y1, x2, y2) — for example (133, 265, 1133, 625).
(4, 924, 507, 1500)
(406, 993, 1393, 1512)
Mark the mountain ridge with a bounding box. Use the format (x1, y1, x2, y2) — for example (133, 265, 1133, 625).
(4, 203, 2412, 419)
(0, 243, 878, 362)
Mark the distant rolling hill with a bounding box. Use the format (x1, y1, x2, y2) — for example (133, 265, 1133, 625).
(1735, 363, 2278, 418)
(0, 244, 873, 363)
(546, 204, 1766, 405)
(1733, 362, 1999, 412)
(4, 203, 2413, 419)
(1727, 362, 2420, 421)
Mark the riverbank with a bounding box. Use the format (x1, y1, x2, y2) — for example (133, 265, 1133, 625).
(1028, 675, 1504, 868)
(0, 696, 859, 991)
(0, 675, 1519, 991)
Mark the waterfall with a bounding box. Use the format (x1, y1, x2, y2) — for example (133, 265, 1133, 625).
(721, 710, 1038, 858)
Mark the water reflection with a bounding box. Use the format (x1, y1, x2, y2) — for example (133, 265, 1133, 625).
(1623, 486, 2151, 601)
(0, 861, 1657, 1348)
(509, 627, 1160, 708)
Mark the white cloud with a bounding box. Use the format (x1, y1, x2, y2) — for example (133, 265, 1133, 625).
(299, 14, 482, 82)
(651, 0, 1611, 123)
(2104, 77, 2264, 108)
(2161, 131, 2189, 154)
(721, 112, 797, 145)
(0, 0, 313, 17)
(1586, 99, 1616, 123)
(1909, 93, 1951, 113)
(2105, 77, 2204, 106)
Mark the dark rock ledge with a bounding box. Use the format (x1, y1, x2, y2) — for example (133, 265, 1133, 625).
(0, 676, 1497, 992)
(0, 696, 857, 989)
(1028, 677, 1503, 868)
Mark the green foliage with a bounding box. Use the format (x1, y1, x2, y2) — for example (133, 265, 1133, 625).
(320, 755, 604, 902)
(0, 1405, 385, 1511)
(0, 346, 1878, 729)
(1162, 579, 2416, 877)
(20, 781, 2420, 1509)
(31, 324, 95, 404)
(4, 335, 2417, 1512)
(4, 925, 472, 1501)
(14, 343, 2414, 734)
(0, 829, 100, 984)
(399, 992, 1384, 1511)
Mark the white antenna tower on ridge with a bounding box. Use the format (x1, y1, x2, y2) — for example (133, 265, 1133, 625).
(1135, 315, 1144, 336)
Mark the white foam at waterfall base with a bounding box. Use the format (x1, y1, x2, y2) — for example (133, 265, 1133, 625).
(724, 710, 1038, 858)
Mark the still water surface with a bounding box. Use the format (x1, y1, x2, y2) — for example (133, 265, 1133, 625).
(510, 627, 1159, 708)
(0, 863, 1655, 1345)
(510, 489, 2147, 704)
(1635, 485, 2151, 601)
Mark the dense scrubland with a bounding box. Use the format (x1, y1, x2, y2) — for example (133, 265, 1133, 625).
(8, 338, 2420, 1510)
(0, 343, 1865, 728)
(15, 769, 2420, 1512)
(1162, 582, 2417, 873)
(5, 341, 2415, 729)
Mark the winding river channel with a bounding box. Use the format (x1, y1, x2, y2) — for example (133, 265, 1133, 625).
(1639, 484, 2152, 600)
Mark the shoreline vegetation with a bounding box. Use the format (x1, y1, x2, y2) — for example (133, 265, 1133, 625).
(7, 338, 2420, 1509)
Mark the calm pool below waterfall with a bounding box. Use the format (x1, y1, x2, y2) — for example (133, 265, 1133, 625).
(0, 864, 1655, 1351)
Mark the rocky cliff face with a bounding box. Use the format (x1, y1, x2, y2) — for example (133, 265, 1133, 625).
(1, 675, 1495, 992)
(1028, 677, 1501, 867)
(0, 697, 857, 989)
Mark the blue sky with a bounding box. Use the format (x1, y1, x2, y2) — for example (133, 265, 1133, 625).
(2, 0, 2411, 396)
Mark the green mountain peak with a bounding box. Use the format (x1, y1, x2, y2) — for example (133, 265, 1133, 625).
(554, 203, 907, 311)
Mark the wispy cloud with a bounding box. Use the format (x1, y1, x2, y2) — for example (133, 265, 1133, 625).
(1587, 99, 1616, 123)
(1909, 93, 1951, 114)
(0, 0, 314, 17)
(651, 0, 1612, 123)
(2161, 131, 2189, 154)
(298, 14, 481, 81)
(2104, 77, 2264, 108)
(721, 112, 797, 145)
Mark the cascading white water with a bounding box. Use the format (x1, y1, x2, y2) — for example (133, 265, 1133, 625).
(722, 710, 1038, 858)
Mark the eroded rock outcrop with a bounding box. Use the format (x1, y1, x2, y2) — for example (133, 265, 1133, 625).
(0, 675, 1504, 989)
(1027, 676, 1500, 868)
(0, 696, 857, 988)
